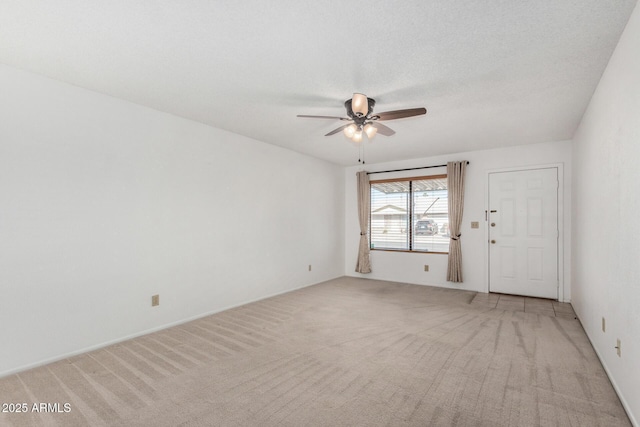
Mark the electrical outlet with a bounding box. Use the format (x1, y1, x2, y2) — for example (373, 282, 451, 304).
(616, 339, 621, 357)
(471, 221, 479, 229)
(151, 295, 159, 307)
(424, 265, 429, 272)
(602, 317, 606, 332)
(308, 265, 312, 271)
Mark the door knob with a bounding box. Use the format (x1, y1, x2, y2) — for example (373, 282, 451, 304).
(491, 240, 496, 244)
(491, 222, 496, 227)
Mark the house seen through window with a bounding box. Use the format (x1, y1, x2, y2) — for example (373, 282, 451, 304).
(370, 175, 449, 253)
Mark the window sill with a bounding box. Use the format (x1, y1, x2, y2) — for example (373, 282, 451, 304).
(370, 248, 449, 255)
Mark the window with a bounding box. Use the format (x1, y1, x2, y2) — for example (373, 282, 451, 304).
(370, 175, 449, 253)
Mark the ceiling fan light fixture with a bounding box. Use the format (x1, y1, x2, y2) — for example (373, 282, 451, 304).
(297, 93, 426, 153)
(344, 123, 357, 138)
(364, 123, 377, 139)
(352, 93, 368, 117)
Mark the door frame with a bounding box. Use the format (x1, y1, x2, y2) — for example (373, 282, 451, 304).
(484, 163, 566, 302)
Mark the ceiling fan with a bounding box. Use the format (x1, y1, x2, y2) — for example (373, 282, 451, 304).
(297, 93, 427, 142)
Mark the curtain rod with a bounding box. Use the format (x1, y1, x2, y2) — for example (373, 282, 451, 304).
(366, 161, 469, 175)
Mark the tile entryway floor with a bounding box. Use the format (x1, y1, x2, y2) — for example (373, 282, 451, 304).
(470, 292, 576, 318)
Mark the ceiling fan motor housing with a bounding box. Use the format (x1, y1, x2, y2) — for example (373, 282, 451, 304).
(345, 98, 376, 122)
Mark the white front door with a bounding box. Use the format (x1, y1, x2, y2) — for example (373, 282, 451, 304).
(489, 168, 558, 299)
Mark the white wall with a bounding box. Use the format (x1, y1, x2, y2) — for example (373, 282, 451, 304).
(345, 141, 572, 298)
(0, 64, 345, 376)
(571, 2, 640, 424)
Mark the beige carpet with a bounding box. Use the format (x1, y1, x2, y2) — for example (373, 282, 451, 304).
(0, 277, 631, 426)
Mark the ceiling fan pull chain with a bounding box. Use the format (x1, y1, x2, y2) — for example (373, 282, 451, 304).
(362, 142, 366, 164)
(357, 142, 365, 164)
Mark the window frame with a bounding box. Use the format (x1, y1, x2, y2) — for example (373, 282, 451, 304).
(369, 174, 449, 254)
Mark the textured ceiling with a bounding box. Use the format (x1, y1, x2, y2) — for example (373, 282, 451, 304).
(0, 1, 637, 165)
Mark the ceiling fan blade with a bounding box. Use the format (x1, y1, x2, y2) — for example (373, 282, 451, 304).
(325, 124, 352, 136)
(297, 115, 349, 120)
(371, 122, 395, 136)
(374, 108, 427, 121)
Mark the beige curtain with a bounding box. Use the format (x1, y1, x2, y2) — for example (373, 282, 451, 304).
(447, 161, 467, 282)
(355, 171, 372, 273)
